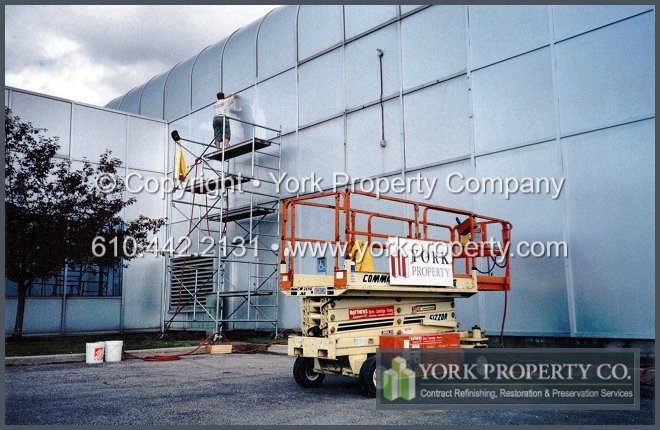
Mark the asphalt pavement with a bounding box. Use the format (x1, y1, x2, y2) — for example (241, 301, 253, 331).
(4, 353, 655, 425)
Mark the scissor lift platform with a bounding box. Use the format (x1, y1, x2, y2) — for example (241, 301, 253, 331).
(279, 190, 512, 397)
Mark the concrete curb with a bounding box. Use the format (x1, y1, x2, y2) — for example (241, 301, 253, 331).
(265, 344, 288, 355)
(6, 344, 288, 366)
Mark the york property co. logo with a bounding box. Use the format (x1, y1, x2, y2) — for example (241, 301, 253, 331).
(382, 356, 416, 401)
(389, 252, 410, 279)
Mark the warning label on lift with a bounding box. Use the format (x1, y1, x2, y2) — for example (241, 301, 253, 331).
(349, 305, 395, 320)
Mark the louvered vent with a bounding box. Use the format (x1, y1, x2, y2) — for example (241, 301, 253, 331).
(168, 255, 215, 311)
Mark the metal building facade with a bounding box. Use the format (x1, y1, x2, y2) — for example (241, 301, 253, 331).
(5, 87, 169, 335)
(12, 5, 652, 338)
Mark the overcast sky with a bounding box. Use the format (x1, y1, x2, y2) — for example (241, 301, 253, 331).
(5, 5, 278, 106)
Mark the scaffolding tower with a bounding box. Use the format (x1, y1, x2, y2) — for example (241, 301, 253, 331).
(163, 116, 282, 335)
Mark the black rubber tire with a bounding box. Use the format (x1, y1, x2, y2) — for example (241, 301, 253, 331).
(293, 357, 325, 388)
(359, 356, 378, 397)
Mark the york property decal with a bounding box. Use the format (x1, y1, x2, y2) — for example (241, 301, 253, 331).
(387, 238, 453, 287)
(390, 252, 409, 278)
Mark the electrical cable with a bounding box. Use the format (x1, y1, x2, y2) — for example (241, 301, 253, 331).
(640, 365, 655, 384)
(471, 265, 493, 275)
(377, 49, 385, 145)
(499, 288, 508, 349)
(124, 331, 220, 362)
(124, 329, 298, 362)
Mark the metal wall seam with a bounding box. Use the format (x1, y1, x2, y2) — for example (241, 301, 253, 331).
(120, 112, 129, 332)
(341, 5, 348, 174)
(343, 15, 399, 46)
(399, 5, 431, 19)
(548, 5, 577, 337)
(62, 95, 75, 331)
(403, 154, 473, 176)
(186, 49, 206, 114)
(396, 5, 407, 184)
(559, 114, 656, 140)
(401, 69, 468, 97)
(553, 7, 655, 45)
(138, 75, 160, 117)
(159, 63, 181, 120)
(114, 92, 129, 112)
(463, 5, 488, 330)
(294, 5, 301, 197)
(470, 44, 551, 74)
(220, 28, 241, 92)
(161, 113, 171, 333)
(254, 8, 274, 142)
(6, 86, 166, 124)
(255, 7, 277, 81)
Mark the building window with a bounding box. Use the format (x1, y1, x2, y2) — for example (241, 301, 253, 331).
(5, 261, 123, 297)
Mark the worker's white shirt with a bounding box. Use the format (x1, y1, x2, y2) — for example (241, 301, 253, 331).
(213, 95, 236, 117)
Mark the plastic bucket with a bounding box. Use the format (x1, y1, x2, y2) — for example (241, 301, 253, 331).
(86, 342, 105, 364)
(104, 340, 123, 362)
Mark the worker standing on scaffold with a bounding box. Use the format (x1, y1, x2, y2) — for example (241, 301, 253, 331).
(212, 91, 238, 150)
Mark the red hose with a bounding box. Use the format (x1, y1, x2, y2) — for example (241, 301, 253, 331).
(499, 288, 508, 349)
(124, 331, 220, 362)
(640, 365, 655, 384)
(123, 330, 296, 361)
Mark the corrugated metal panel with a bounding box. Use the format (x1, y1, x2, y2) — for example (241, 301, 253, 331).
(555, 12, 654, 136)
(222, 22, 259, 93)
(257, 6, 296, 80)
(400, 5, 467, 89)
(191, 41, 225, 111)
(298, 48, 343, 126)
(164, 57, 195, 122)
(256, 69, 297, 137)
(468, 5, 550, 70)
(127, 116, 166, 172)
(345, 98, 403, 178)
(403, 77, 471, 169)
(72, 104, 127, 162)
(140, 72, 169, 119)
(297, 5, 343, 60)
(11, 90, 72, 157)
(552, 5, 653, 41)
(344, 5, 397, 39)
(562, 120, 654, 338)
(472, 48, 555, 154)
(118, 84, 145, 114)
(476, 142, 571, 336)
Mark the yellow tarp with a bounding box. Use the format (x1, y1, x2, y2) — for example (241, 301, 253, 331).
(349, 239, 375, 272)
(174, 140, 188, 181)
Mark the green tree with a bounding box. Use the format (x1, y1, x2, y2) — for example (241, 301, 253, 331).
(5, 108, 166, 337)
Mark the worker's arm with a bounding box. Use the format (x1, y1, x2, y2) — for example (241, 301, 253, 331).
(227, 93, 238, 109)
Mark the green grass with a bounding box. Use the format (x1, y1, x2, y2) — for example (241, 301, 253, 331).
(5, 332, 205, 357)
(240, 336, 279, 345)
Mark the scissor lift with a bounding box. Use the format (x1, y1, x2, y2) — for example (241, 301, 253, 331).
(279, 190, 512, 396)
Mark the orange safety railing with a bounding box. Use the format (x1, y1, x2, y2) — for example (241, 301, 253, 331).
(280, 190, 512, 292)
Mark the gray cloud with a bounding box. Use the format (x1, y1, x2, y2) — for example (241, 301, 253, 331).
(5, 5, 278, 105)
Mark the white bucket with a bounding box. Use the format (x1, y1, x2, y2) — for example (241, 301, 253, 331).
(104, 340, 123, 362)
(86, 342, 105, 364)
